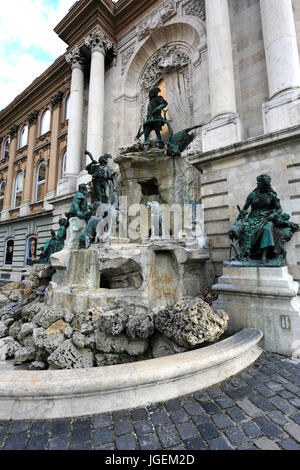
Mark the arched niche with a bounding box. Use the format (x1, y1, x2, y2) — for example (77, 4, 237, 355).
(120, 19, 206, 142)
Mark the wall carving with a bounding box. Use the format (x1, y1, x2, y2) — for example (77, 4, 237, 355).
(139, 44, 194, 130)
(184, 0, 206, 21)
(136, 0, 178, 40)
(121, 45, 135, 75)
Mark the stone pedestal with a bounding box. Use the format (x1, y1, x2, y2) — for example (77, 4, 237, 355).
(212, 265, 300, 356)
(202, 113, 243, 152)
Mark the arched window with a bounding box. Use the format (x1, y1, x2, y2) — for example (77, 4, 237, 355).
(13, 172, 23, 208)
(35, 161, 46, 202)
(4, 239, 14, 265)
(25, 235, 38, 266)
(65, 94, 70, 121)
(0, 181, 5, 212)
(2, 137, 10, 160)
(40, 108, 51, 135)
(19, 125, 28, 148)
(61, 151, 67, 177)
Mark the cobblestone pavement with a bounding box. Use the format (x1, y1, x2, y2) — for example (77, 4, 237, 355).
(0, 352, 299, 451)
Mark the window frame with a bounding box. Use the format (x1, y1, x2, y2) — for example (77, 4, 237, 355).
(0, 180, 5, 212)
(35, 161, 47, 202)
(25, 234, 38, 266)
(61, 151, 67, 178)
(2, 137, 10, 160)
(19, 125, 28, 149)
(65, 94, 70, 121)
(40, 108, 51, 136)
(13, 172, 24, 209)
(4, 238, 14, 266)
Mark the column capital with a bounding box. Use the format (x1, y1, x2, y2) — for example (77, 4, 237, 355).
(9, 125, 19, 139)
(85, 27, 114, 54)
(27, 110, 39, 126)
(51, 91, 64, 109)
(66, 46, 85, 70)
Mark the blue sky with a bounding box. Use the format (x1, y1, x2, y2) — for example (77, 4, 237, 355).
(0, 0, 78, 110)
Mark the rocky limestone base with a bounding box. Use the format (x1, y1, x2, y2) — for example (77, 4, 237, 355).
(154, 298, 229, 349)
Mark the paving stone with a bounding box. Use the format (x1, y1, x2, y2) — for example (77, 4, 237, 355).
(239, 386, 258, 398)
(176, 422, 199, 440)
(169, 443, 186, 450)
(226, 407, 247, 423)
(51, 420, 71, 438)
(95, 443, 115, 450)
(72, 417, 92, 430)
(138, 433, 161, 450)
(255, 385, 275, 398)
(3, 432, 28, 450)
(242, 421, 264, 438)
(249, 395, 276, 412)
(0, 422, 9, 433)
(156, 423, 181, 448)
(26, 433, 49, 450)
(206, 386, 223, 398)
(150, 410, 170, 425)
(226, 389, 245, 400)
(291, 413, 300, 425)
(236, 443, 257, 450)
(93, 428, 113, 446)
(193, 391, 210, 402)
(197, 422, 220, 440)
(71, 442, 92, 450)
(224, 427, 249, 446)
(164, 400, 181, 413)
(131, 408, 149, 421)
(279, 438, 300, 450)
(236, 398, 262, 418)
(114, 419, 133, 436)
(200, 402, 220, 415)
(267, 382, 284, 392)
(215, 396, 235, 409)
(31, 421, 51, 435)
(184, 437, 207, 450)
(253, 416, 284, 439)
(134, 420, 153, 436)
(0, 431, 6, 447)
(208, 438, 232, 450)
(191, 414, 211, 426)
(10, 422, 30, 434)
(283, 422, 300, 443)
(183, 401, 204, 415)
(112, 410, 130, 421)
(115, 434, 137, 450)
(278, 390, 295, 399)
(170, 410, 189, 424)
(93, 414, 112, 429)
(267, 410, 289, 426)
(270, 396, 296, 415)
(254, 437, 280, 450)
(211, 413, 233, 429)
(71, 427, 91, 445)
(48, 436, 70, 450)
(290, 398, 300, 408)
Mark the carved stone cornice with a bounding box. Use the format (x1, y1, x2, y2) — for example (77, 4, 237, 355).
(51, 91, 64, 109)
(9, 125, 19, 139)
(27, 110, 39, 126)
(136, 0, 177, 40)
(65, 46, 85, 70)
(85, 27, 114, 53)
(184, 0, 206, 21)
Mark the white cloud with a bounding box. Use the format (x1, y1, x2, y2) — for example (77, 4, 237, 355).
(0, 0, 75, 110)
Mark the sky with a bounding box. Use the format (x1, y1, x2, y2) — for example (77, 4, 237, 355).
(0, 0, 120, 111)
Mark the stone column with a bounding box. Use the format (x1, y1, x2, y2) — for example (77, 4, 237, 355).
(62, 47, 84, 194)
(202, 0, 242, 152)
(20, 111, 38, 216)
(1, 125, 18, 221)
(260, 0, 300, 133)
(85, 28, 112, 162)
(45, 92, 63, 208)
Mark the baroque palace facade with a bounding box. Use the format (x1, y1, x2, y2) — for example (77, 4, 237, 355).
(0, 0, 300, 287)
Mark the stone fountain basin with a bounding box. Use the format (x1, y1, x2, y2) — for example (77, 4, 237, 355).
(0, 328, 263, 420)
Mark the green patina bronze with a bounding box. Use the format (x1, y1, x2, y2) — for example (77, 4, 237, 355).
(85, 151, 117, 205)
(65, 183, 91, 221)
(227, 174, 299, 267)
(35, 218, 69, 264)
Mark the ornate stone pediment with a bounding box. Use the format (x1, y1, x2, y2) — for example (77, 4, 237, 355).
(137, 0, 177, 40)
(140, 45, 190, 91)
(184, 0, 206, 21)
